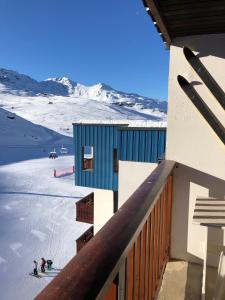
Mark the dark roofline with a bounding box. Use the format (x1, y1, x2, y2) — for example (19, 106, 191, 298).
(142, 0, 171, 46)
(142, 0, 225, 46)
(118, 127, 166, 131)
(72, 123, 129, 126)
(72, 123, 166, 130)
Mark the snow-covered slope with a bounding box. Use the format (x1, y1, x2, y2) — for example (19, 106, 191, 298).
(0, 156, 91, 300)
(0, 107, 73, 165)
(0, 107, 70, 146)
(0, 68, 167, 136)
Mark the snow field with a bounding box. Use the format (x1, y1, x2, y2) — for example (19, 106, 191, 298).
(0, 156, 92, 300)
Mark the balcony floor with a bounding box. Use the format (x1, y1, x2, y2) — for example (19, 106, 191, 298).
(158, 260, 217, 300)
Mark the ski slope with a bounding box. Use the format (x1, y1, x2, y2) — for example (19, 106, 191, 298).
(0, 156, 91, 300)
(0, 107, 73, 165)
(0, 67, 167, 299)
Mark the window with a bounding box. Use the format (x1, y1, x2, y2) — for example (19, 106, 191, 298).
(82, 146, 94, 170)
(113, 148, 118, 173)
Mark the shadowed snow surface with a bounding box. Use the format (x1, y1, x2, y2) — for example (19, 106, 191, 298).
(0, 107, 73, 165)
(0, 156, 91, 300)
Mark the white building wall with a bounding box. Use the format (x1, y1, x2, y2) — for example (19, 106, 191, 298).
(93, 162, 157, 235)
(167, 34, 225, 180)
(118, 161, 157, 208)
(166, 33, 225, 265)
(93, 188, 114, 235)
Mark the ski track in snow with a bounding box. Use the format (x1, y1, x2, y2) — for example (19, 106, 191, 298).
(3, 205, 12, 210)
(0, 156, 92, 300)
(10, 243, 23, 257)
(31, 230, 47, 242)
(0, 256, 7, 265)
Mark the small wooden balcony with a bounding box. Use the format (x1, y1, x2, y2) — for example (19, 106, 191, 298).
(76, 226, 94, 253)
(76, 192, 94, 224)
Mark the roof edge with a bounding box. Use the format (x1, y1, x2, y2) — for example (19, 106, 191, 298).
(143, 0, 171, 46)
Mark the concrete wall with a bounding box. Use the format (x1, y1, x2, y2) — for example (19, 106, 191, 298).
(93, 188, 114, 234)
(118, 161, 157, 208)
(171, 164, 225, 266)
(167, 33, 225, 179)
(94, 161, 157, 235)
(166, 33, 225, 266)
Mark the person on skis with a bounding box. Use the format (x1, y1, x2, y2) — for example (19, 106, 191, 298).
(47, 259, 53, 270)
(33, 260, 38, 276)
(41, 257, 46, 273)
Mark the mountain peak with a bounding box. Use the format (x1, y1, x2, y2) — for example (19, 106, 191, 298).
(92, 82, 113, 91)
(0, 67, 167, 112)
(46, 76, 76, 86)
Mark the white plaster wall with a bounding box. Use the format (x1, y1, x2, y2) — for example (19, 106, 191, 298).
(166, 34, 225, 265)
(171, 164, 225, 266)
(93, 188, 114, 235)
(167, 34, 225, 180)
(118, 161, 157, 208)
(214, 252, 225, 300)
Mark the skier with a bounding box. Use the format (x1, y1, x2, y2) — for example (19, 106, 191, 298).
(33, 260, 38, 276)
(47, 259, 53, 270)
(40, 257, 46, 273)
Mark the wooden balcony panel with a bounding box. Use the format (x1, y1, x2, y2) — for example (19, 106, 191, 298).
(126, 245, 135, 300)
(76, 226, 93, 253)
(76, 192, 94, 224)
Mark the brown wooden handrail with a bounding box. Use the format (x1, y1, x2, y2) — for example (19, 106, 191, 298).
(35, 160, 176, 300)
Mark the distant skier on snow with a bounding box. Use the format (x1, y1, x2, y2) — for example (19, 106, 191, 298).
(33, 260, 38, 276)
(40, 257, 46, 273)
(47, 259, 53, 270)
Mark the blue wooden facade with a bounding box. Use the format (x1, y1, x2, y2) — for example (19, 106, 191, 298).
(73, 124, 124, 191)
(118, 128, 166, 162)
(73, 123, 166, 191)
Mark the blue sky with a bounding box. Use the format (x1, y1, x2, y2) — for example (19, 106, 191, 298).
(0, 0, 169, 100)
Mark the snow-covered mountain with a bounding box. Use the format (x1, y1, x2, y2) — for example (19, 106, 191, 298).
(0, 68, 167, 110)
(0, 68, 167, 136)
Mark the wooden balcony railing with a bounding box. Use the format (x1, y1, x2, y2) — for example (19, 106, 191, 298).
(35, 160, 176, 300)
(76, 192, 94, 224)
(76, 226, 94, 253)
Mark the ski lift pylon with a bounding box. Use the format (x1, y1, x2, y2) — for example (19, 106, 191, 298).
(60, 144, 68, 154)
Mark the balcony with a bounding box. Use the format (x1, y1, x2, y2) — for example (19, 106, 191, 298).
(76, 192, 94, 224)
(35, 160, 177, 300)
(76, 226, 94, 253)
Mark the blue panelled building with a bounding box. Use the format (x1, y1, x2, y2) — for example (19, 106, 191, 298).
(73, 121, 166, 235)
(73, 123, 166, 191)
